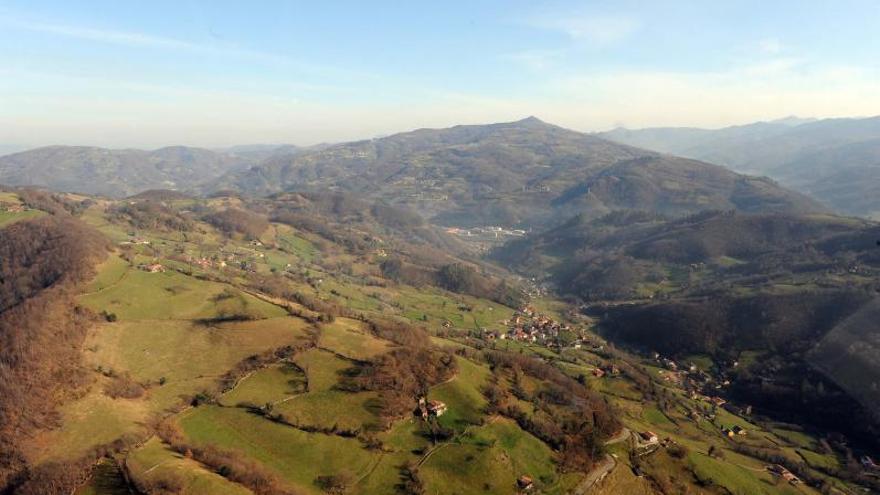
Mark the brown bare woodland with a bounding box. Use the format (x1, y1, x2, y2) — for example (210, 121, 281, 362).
(0, 216, 109, 490)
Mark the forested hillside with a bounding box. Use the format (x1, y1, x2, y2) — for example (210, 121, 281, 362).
(209, 118, 822, 227)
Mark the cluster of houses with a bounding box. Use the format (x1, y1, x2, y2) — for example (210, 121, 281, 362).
(721, 425, 747, 438)
(483, 306, 585, 347)
(185, 256, 228, 270)
(591, 364, 620, 378)
(445, 226, 527, 240)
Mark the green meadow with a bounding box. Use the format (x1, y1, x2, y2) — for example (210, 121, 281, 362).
(127, 438, 252, 495)
(178, 406, 378, 495)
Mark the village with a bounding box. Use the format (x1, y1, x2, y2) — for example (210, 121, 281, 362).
(478, 304, 593, 350)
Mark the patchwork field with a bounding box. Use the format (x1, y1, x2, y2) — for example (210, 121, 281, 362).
(177, 406, 378, 495)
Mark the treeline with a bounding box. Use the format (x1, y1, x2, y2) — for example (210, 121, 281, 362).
(204, 207, 269, 240)
(16, 188, 92, 216)
(0, 216, 109, 491)
(108, 200, 194, 232)
(344, 348, 457, 427)
(155, 422, 300, 495)
(217, 339, 317, 396)
(381, 258, 525, 308)
(482, 351, 620, 472)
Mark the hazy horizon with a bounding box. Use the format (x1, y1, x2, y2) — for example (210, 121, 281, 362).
(0, 113, 873, 153)
(3, 0, 879, 148)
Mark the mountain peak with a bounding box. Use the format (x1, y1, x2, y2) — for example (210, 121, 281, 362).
(515, 116, 546, 125)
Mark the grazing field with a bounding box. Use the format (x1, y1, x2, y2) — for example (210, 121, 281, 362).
(420, 418, 564, 495)
(771, 427, 817, 449)
(33, 315, 312, 461)
(798, 448, 841, 471)
(178, 406, 378, 494)
(275, 349, 380, 431)
(478, 418, 560, 487)
(83, 254, 131, 293)
(79, 268, 288, 320)
(85, 317, 310, 408)
(127, 438, 253, 495)
(273, 225, 318, 262)
(26, 386, 150, 462)
(687, 451, 797, 495)
(318, 317, 392, 361)
(0, 208, 44, 227)
(220, 363, 307, 407)
(430, 356, 490, 430)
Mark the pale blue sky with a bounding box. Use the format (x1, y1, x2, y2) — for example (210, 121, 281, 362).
(2, 0, 879, 147)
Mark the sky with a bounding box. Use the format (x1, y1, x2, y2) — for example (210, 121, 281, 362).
(1, 0, 880, 148)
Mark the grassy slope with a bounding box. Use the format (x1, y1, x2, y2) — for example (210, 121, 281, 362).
(127, 438, 253, 495)
(178, 406, 378, 495)
(275, 349, 380, 431)
(79, 268, 287, 321)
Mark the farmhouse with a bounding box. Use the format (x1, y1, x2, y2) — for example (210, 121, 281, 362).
(767, 464, 800, 484)
(2, 203, 25, 213)
(639, 431, 659, 444)
(141, 263, 165, 273)
(417, 397, 448, 419)
(516, 475, 534, 491)
(427, 400, 447, 417)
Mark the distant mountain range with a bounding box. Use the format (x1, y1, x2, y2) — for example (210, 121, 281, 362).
(600, 116, 880, 217)
(0, 143, 309, 198)
(0, 145, 257, 198)
(208, 117, 822, 227)
(0, 118, 826, 222)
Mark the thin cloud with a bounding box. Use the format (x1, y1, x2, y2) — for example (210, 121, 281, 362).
(529, 12, 640, 44)
(503, 49, 563, 70)
(0, 13, 378, 80)
(3, 16, 287, 63)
